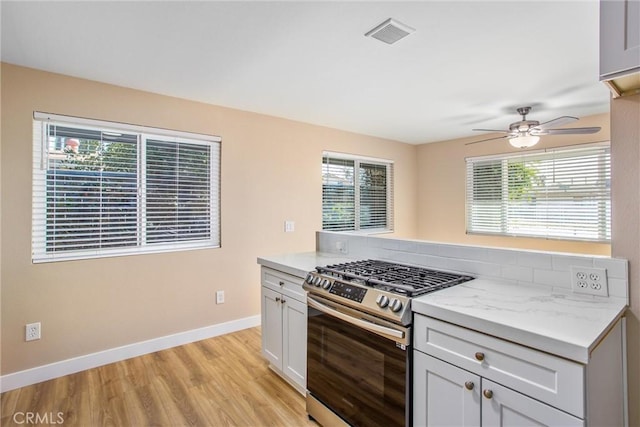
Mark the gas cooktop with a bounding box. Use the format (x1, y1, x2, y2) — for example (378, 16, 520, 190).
(315, 259, 473, 297)
(304, 259, 474, 325)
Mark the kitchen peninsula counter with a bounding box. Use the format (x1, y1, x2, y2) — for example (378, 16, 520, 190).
(412, 278, 627, 364)
(258, 250, 627, 364)
(261, 236, 629, 425)
(257, 251, 353, 279)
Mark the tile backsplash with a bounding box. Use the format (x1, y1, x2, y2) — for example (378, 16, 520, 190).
(316, 231, 629, 302)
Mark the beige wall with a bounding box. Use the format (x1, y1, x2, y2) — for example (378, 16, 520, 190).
(610, 92, 640, 427)
(415, 113, 612, 255)
(0, 63, 418, 374)
(2, 62, 632, 420)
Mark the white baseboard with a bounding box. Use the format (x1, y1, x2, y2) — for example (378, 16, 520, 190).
(0, 315, 261, 393)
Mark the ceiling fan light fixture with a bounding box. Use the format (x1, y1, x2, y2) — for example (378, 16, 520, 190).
(509, 135, 540, 149)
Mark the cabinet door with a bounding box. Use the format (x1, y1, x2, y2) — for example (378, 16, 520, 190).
(414, 315, 584, 418)
(261, 286, 283, 370)
(481, 379, 584, 427)
(600, 0, 640, 78)
(414, 351, 481, 427)
(282, 296, 307, 391)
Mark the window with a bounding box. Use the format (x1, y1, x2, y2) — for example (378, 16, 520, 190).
(466, 143, 611, 242)
(322, 152, 393, 232)
(32, 112, 221, 262)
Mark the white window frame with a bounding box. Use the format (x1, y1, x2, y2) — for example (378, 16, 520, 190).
(32, 112, 221, 263)
(465, 142, 611, 242)
(322, 151, 394, 233)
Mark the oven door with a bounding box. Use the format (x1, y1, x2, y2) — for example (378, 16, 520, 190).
(307, 294, 411, 427)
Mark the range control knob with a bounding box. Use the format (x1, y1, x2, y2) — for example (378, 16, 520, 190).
(313, 276, 322, 287)
(389, 298, 403, 313)
(305, 273, 314, 284)
(376, 294, 390, 308)
(321, 279, 331, 289)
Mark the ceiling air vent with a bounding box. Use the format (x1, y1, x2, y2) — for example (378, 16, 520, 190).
(365, 18, 415, 44)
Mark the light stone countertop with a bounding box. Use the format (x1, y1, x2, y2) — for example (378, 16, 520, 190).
(412, 279, 627, 364)
(257, 251, 627, 364)
(257, 251, 354, 279)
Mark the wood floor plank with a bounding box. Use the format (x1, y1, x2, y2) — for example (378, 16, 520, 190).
(0, 387, 19, 421)
(119, 353, 153, 389)
(1, 327, 315, 427)
(199, 387, 255, 426)
(250, 372, 314, 426)
(53, 369, 91, 402)
(128, 383, 173, 427)
(56, 391, 92, 427)
(189, 383, 249, 427)
(101, 366, 137, 401)
(150, 374, 205, 426)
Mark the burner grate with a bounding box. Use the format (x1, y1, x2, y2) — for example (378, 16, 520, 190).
(317, 259, 472, 296)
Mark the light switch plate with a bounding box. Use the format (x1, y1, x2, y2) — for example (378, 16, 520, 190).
(284, 220, 295, 233)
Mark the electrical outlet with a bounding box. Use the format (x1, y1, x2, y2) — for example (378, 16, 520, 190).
(25, 322, 41, 341)
(216, 290, 225, 304)
(336, 240, 348, 254)
(570, 266, 608, 296)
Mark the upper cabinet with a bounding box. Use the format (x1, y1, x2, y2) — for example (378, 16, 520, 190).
(600, 0, 640, 97)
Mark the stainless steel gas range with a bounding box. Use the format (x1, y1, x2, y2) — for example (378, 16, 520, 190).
(303, 259, 473, 427)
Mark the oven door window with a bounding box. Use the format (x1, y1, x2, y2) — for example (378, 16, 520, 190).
(307, 303, 408, 427)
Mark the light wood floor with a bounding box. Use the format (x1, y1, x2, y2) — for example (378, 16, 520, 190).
(1, 327, 317, 427)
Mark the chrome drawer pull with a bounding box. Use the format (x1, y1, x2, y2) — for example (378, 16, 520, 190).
(483, 389, 493, 399)
(475, 352, 485, 361)
(464, 381, 474, 391)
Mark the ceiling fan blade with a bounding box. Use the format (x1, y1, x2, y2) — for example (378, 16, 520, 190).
(531, 127, 601, 136)
(465, 135, 510, 145)
(534, 116, 578, 130)
(471, 128, 511, 133)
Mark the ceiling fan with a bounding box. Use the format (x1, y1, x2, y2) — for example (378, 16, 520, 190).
(466, 106, 601, 148)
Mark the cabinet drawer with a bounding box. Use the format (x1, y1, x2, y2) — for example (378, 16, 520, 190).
(261, 267, 306, 303)
(414, 315, 585, 418)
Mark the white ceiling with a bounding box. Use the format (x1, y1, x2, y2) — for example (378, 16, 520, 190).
(0, 1, 611, 145)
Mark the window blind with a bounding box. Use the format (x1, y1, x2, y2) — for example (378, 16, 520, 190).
(466, 143, 611, 242)
(322, 152, 393, 232)
(359, 162, 391, 230)
(32, 114, 221, 262)
(322, 157, 356, 231)
(145, 137, 213, 243)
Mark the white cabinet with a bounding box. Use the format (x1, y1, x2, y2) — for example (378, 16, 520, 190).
(600, 0, 640, 97)
(414, 352, 583, 427)
(600, 0, 640, 79)
(261, 286, 284, 367)
(414, 351, 481, 427)
(414, 315, 625, 427)
(260, 267, 307, 394)
(481, 379, 583, 427)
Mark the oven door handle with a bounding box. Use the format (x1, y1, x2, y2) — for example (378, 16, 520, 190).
(308, 297, 405, 340)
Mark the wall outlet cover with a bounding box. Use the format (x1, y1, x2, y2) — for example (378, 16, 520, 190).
(570, 266, 608, 297)
(26, 322, 41, 341)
